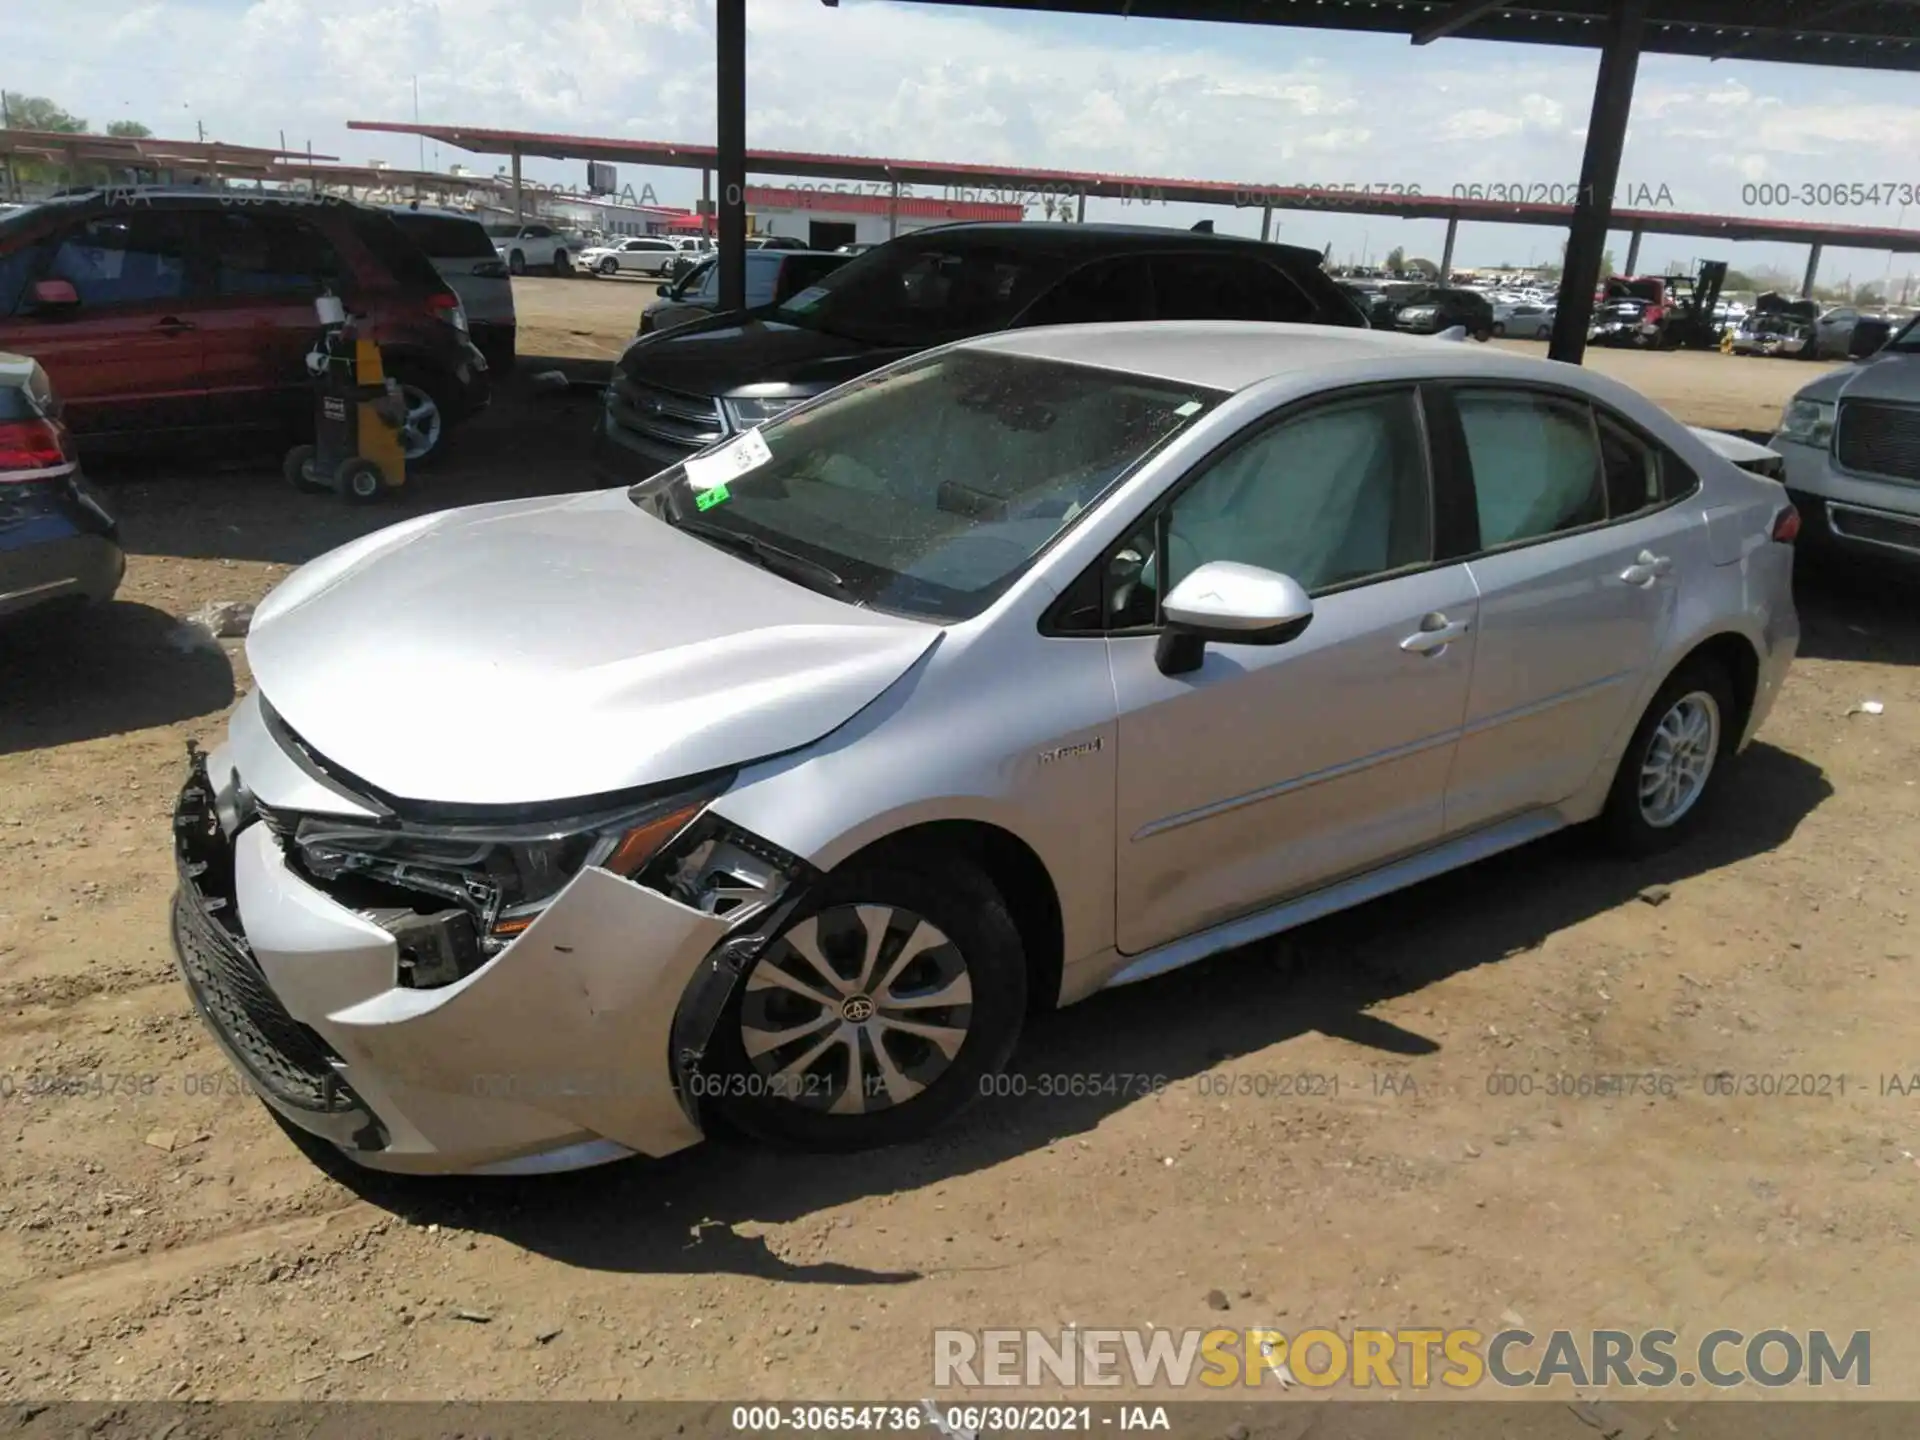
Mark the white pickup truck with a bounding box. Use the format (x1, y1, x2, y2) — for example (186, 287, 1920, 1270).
(1770, 314, 1920, 568)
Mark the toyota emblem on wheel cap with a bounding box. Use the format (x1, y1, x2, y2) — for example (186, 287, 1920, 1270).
(841, 995, 875, 1023)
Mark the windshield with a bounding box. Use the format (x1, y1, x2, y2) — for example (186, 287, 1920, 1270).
(772, 236, 1070, 345)
(1887, 313, 1920, 353)
(629, 349, 1222, 620)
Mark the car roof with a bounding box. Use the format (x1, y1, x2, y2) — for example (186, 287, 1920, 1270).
(961, 320, 1554, 393)
(384, 204, 485, 224)
(892, 220, 1327, 267)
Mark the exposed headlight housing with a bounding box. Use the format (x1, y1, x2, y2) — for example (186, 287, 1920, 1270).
(288, 773, 734, 949)
(721, 394, 805, 431)
(1778, 397, 1836, 446)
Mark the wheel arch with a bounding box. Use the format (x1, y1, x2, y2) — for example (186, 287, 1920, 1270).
(830, 819, 1065, 1017)
(1675, 630, 1762, 751)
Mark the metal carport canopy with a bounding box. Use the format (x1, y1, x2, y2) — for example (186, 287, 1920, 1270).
(804, 0, 1920, 361)
(345, 119, 1920, 256)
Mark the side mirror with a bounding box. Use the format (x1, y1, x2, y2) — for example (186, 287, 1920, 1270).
(29, 278, 80, 312)
(1155, 561, 1314, 676)
(655, 284, 670, 297)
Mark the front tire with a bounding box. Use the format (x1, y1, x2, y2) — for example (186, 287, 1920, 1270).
(598, 257, 619, 276)
(507, 249, 526, 276)
(1599, 658, 1735, 857)
(703, 856, 1027, 1151)
(551, 250, 570, 276)
(1491, 322, 1507, 338)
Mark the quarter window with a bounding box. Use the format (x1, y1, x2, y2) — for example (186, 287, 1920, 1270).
(1596, 411, 1662, 518)
(1455, 389, 1605, 547)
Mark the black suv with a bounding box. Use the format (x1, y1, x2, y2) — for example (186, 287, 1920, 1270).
(593, 222, 1368, 482)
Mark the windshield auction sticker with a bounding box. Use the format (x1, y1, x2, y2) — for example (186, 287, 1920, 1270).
(686, 426, 773, 496)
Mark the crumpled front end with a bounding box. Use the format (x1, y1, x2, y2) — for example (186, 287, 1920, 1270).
(169, 697, 807, 1176)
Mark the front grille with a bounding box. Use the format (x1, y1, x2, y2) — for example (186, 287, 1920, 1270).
(172, 757, 359, 1115)
(1835, 400, 1920, 484)
(1828, 503, 1920, 556)
(607, 375, 725, 451)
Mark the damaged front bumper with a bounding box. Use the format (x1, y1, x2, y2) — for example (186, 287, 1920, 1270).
(168, 712, 801, 1176)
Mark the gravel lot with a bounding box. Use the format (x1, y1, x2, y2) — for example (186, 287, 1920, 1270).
(2, 277, 1916, 1410)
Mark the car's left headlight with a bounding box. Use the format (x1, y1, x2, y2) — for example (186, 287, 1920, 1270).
(287, 773, 733, 947)
(722, 394, 805, 431)
(1778, 397, 1836, 446)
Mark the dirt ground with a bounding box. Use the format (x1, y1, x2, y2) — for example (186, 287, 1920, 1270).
(2, 278, 1917, 1412)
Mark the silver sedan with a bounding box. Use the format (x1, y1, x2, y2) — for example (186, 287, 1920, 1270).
(171, 323, 1800, 1175)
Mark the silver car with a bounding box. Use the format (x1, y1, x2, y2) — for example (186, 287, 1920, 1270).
(171, 323, 1800, 1176)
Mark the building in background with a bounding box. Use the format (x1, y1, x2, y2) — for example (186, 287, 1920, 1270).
(744, 185, 1024, 248)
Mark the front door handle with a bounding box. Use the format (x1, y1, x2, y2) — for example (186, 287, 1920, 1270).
(152, 316, 197, 336)
(1618, 549, 1671, 586)
(1400, 612, 1471, 655)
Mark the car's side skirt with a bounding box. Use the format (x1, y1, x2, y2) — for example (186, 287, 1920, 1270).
(1101, 808, 1565, 990)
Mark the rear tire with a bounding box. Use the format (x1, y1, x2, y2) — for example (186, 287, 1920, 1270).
(384, 361, 451, 468)
(702, 855, 1027, 1151)
(1599, 658, 1735, 857)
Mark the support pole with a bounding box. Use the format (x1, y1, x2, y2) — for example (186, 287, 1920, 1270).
(716, 0, 748, 314)
(1260, 204, 1271, 242)
(1076, 191, 1085, 224)
(511, 146, 523, 221)
(1802, 243, 1823, 299)
(1624, 226, 1643, 276)
(1439, 216, 1459, 281)
(1547, 0, 1646, 365)
(889, 178, 899, 239)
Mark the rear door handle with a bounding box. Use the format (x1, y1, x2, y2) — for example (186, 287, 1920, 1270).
(1618, 549, 1671, 586)
(1400, 613, 1471, 655)
(153, 316, 197, 336)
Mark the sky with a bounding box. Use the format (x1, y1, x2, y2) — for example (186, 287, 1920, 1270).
(9, 0, 1920, 288)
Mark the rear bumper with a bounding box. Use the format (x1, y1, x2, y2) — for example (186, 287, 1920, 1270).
(0, 468, 124, 621)
(170, 738, 734, 1176)
(467, 320, 516, 371)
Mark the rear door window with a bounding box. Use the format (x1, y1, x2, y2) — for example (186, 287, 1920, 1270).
(1454, 389, 1606, 548)
(1151, 254, 1323, 323)
(1020, 257, 1155, 326)
(202, 211, 344, 297)
(46, 212, 192, 307)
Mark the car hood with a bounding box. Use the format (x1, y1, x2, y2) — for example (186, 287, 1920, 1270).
(244, 490, 940, 808)
(1787, 348, 1920, 406)
(618, 312, 919, 397)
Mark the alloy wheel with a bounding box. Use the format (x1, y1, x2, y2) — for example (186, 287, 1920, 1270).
(396, 383, 443, 460)
(739, 904, 973, 1116)
(1638, 690, 1720, 828)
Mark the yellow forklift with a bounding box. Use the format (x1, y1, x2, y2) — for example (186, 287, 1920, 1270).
(283, 294, 408, 503)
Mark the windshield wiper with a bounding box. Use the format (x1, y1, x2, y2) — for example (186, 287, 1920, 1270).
(668, 514, 848, 596)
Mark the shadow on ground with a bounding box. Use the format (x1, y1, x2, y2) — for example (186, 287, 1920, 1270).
(0, 601, 234, 755)
(1794, 555, 1920, 668)
(90, 360, 615, 569)
(299, 741, 1830, 1283)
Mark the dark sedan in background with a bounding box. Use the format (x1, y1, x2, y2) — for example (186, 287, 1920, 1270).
(0, 350, 122, 623)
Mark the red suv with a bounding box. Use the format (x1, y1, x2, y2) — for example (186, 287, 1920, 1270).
(0, 190, 488, 465)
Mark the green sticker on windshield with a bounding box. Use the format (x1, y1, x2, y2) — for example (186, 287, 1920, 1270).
(695, 483, 731, 511)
